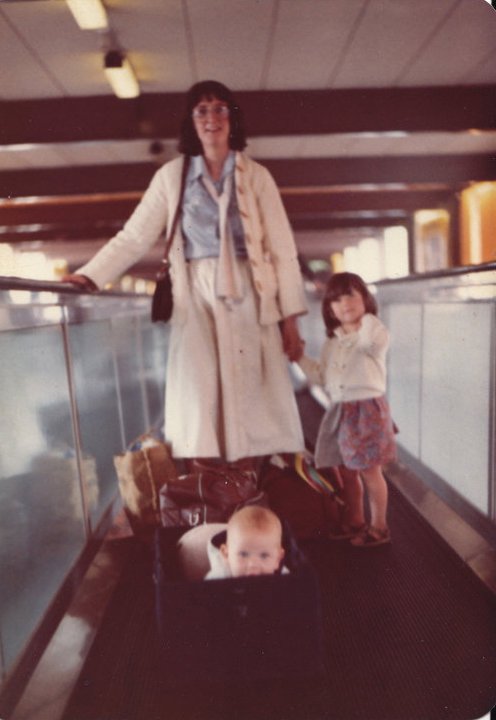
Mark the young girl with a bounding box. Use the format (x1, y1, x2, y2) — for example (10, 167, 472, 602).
(297, 272, 396, 547)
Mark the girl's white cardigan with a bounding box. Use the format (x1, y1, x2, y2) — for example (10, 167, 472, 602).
(298, 313, 389, 403)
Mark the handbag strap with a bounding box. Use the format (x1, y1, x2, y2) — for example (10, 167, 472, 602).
(159, 155, 191, 271)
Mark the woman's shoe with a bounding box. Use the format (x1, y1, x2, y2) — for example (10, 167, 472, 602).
(328, 523, 367, 540)
(350, 525, 391, 547)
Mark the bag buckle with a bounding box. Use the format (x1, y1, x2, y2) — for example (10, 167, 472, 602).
(188, 509, 201, 526)
(156, 259, 170, 281)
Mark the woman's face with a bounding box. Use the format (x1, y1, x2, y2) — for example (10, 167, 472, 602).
(192, 95, 230, 153)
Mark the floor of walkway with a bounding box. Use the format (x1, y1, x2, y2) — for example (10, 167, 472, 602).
(62, 481, 496, 720)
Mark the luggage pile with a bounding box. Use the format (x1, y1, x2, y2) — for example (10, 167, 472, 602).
(114, 432, 345, 541)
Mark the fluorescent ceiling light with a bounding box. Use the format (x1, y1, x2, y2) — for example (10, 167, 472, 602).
(66, 0, 108, 30)
(104, 50, 140, 99)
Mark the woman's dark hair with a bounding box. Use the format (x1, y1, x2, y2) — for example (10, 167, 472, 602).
(322, 272, 378, 337)
(178, 80, 247, 155)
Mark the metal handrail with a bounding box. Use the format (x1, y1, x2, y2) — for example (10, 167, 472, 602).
(376, 261, 496, 286)
(0, 275, 147, 297)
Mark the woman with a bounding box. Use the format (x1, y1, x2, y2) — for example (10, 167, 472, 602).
(64, 80, 307, 464)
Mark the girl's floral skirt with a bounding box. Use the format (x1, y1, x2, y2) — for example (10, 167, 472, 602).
(315, 396, 397, 471)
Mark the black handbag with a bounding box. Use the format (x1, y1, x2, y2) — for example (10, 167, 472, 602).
(151, 265, 174, 323)
(151, 156, 190, 323)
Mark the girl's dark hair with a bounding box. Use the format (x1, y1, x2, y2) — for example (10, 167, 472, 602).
(178, 80, 247, 155)
(322, 272, 378, 337)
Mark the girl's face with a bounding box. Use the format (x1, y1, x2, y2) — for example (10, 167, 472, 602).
(192, 95, 230, 153)
(330, 287, 366, 333)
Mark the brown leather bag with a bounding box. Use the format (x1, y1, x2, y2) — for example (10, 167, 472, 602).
(159, 467, 266, 527)
(260, 455, 342, 539)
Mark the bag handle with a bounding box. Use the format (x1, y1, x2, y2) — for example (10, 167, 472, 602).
(142, 447, 161, 520)
(157, 155, 191, 278)
(125, 427, 164, 451)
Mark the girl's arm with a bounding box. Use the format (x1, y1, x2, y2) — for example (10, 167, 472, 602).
(296, 342, 330, 387)
(356, 313, 390, 356)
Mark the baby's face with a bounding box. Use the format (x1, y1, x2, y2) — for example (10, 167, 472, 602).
(222, 526, 284, 578)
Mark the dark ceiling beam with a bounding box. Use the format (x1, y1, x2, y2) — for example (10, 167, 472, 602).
(265, 154, 496, 187)
(0, 205, 415, 243)
(0, 187, 453, 227)
(0, 196, 141, 225)
(282, 189, 452, 214)
(0, 164, 157, 200)
(0, 223, 122, 244)
(1, 85, 495, 146)
(291, 215, 410, 231)
(1, 215, 410, 243)
(1, 154, 494, 199)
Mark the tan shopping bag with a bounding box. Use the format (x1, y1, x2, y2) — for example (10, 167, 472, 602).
(113, 433, 177, 532)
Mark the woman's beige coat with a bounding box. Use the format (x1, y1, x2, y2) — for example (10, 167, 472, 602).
(78, 152, 306, 460)
(77, 152, 307, 324)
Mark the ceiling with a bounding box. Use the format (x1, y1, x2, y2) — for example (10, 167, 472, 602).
(1, 0, 496, 276)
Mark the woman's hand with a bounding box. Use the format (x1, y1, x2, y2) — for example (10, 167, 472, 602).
(281, 315, 304, 362)
(61, 273, 98, 291)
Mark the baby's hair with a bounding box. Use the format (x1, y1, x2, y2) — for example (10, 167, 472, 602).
(227, 505, 282, 540)
(322, 272, 378, 337)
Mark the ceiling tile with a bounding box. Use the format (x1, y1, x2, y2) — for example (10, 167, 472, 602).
(106, 0, 195, 91)
(0, 8, 65, 99)
(463, 51, 496, 85)
(332, 0, 463, 89)
(398, 0, 496, 86)
(264, 0, 365, 89)
(1, 0, 111, 98)
(187, 0, 275, 89)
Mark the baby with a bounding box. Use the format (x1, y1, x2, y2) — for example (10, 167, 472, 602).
(205, 506, 286, 579)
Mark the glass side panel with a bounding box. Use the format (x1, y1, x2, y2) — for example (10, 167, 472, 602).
(141, 322, 169, 430)
(67, 320, 124, 528)
(421, 303, 491, 514)
(111, 315, 148, 445)
(385, 304, 423, 459)
(0, 326, 86, 673)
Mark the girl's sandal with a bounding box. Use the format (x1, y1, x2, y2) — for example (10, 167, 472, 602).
(350, 525, 391, 547)
(328, 523, 367, 540)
